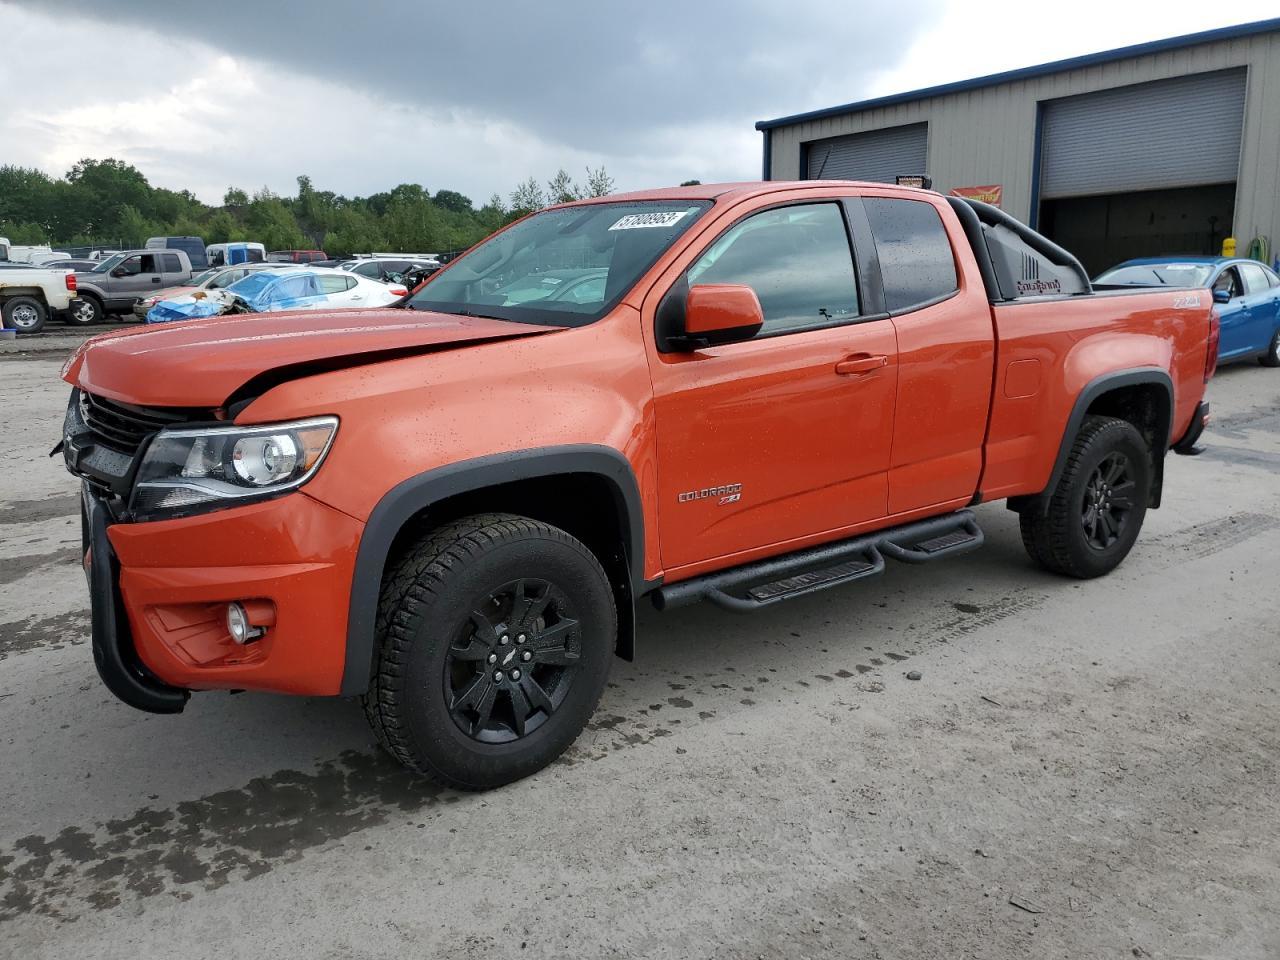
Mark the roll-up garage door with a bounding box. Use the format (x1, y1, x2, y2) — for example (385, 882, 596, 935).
(804, 123, 928, 182)
(1040, 69, 1246, 199)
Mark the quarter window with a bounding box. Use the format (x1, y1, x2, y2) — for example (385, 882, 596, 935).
(863, 198, 958, 313)
(688, 203, 859, 336)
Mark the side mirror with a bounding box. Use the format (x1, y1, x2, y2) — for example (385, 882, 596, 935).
(1212, 289, 1231, 304)
(110, 267, 127, 278)
(663, 283, 764, 351)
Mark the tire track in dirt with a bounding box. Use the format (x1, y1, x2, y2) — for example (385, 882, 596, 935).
(0, 611, 89, 661)
(5, 509, 1271, 923)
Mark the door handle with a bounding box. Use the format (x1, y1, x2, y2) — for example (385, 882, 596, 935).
(835, 354, 888, 376)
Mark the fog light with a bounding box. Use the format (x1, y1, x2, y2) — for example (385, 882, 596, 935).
(226, 602, 264, 645)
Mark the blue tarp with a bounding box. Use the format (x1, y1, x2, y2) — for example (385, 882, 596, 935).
(145, 271, 329, 323)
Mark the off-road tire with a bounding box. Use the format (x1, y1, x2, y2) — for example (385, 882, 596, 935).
(1019, 415, 1152, 579)
(362, 513, 615, 789)
(65, 296, 103, 326)
(1259, 327, 1280, 368)
(2, 296, 47, 334)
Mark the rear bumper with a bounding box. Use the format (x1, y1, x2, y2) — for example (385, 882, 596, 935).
(1172, 400, 1210, 455)
(84, 484, 364, 709)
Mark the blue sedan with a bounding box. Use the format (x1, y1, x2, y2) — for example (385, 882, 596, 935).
(1095, 256, 1280, 367)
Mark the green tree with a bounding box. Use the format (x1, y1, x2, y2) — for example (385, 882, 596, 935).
(223, 187, 249, 207)
(432, 189, 474, 214)
(509, 177, 546, 216)
(583, 166, 614, 198)
(546, 169, 579, 204)
(680, 179, 702, 186)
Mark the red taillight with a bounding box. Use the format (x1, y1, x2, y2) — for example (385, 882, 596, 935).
(1204, 310, 1220, 382)
(65, 272, 77, 292)
(389, 287, 408, 297)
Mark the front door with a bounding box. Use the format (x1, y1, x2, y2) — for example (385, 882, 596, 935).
(1213, 265, 1254, 360)
(109, 253, 165, 302)
(646, 200, 898, 572)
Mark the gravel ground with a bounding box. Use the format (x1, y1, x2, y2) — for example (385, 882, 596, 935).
(1, 353, 1278, 959)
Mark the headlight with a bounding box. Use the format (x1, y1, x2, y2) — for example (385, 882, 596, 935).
(132, 417, 338, 518)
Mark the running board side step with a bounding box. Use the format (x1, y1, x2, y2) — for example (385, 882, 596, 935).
(653, 510, 984, 613)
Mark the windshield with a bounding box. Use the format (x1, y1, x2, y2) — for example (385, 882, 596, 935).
(407, 200, 711, 326)
(1095, 262, 1215, 287)
(190, 267, 221, 286)
(90, 253, 127, 273)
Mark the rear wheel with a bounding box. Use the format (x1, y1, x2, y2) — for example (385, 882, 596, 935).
(1019, 415, 1152, 579)
(2, 296, 47, 334)
(1260, 327, 1280, 368)
(363, 513, 616, 789)
(65, 297, 103, 326)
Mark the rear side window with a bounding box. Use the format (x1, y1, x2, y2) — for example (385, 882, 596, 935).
(688, 203, 859, 337)
(317, 274, 354, 294)
(1239, 263, 1272, 295)
(864, 198, 958, 313)
(162, 253, 182, 272)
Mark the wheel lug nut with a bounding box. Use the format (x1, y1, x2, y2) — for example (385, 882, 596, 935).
(511, 669, 522, 680)
(499, 635, 510, 645)
(487, 653, 497, 664)
(521, 651, 532, 661)
(493, 671, 504, 682)
(516, 634, 526, 644)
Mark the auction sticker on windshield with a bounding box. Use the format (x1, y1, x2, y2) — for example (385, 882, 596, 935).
(610, 211, 689, 231)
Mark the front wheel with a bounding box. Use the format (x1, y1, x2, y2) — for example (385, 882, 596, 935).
(2, 296, 47, 334)
(363, 513, 616, 789)
(1260, 327, 1280, 368)
(1019, 415, 1152, 579)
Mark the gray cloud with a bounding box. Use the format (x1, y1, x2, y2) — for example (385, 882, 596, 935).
(35, 0, 941, 149)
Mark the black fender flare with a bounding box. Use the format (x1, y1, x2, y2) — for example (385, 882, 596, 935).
(1014, 368, 1174, 515)
(341, 444, 645, 696)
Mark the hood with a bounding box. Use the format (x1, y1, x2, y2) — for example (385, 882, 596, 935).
(65, 308, 562, 408)
(142, 284, 198, 303)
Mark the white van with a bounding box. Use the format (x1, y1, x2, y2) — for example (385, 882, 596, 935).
(205, 242, 266, 267)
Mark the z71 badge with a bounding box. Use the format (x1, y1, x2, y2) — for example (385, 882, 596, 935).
(678, 482, 743, 506)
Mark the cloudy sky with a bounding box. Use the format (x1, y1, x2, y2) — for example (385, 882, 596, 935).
(0, 1, 1259, 205)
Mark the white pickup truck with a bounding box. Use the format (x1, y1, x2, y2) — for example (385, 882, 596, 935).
(0, 265, 79, 334)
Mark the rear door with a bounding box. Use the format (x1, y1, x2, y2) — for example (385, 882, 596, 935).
(1237, 262, 1279, 355)
(646, 197, 898, 571)
(854, 193, 996, 514)
(159, 253, 188, 286)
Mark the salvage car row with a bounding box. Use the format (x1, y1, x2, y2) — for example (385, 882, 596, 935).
(0, 236, 443, 334)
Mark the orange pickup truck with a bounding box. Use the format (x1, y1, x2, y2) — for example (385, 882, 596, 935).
(59, 181, 1217, 788)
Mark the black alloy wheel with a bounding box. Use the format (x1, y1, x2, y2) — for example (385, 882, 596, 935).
(446, 578, 582, 743)
(1080, 452, 1137, 551)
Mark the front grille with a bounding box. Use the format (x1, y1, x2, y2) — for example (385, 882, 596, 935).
(80, 392, 203, 455)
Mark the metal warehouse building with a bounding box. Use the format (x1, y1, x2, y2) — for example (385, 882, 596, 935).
(756, 18, 1280, 274)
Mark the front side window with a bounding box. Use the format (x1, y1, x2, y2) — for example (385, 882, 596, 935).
(353, 261, 382, 278)
(408, 200, 710, 327)
(139, 254, 161, 274)
(864, 198, 958, 313)
(117, 255, 143, 276)
(687, 203, 859, 337)
(1213, 267, 1243, 299)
